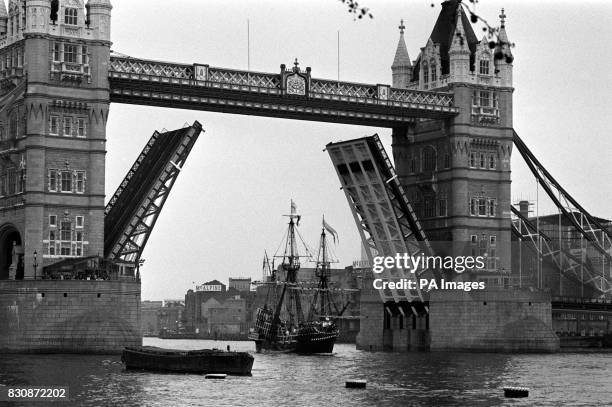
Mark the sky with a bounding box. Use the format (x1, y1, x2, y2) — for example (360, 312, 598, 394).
(105, 0, 612, 300)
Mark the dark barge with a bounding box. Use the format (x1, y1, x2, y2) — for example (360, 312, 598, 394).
(121, 346, 254, 375)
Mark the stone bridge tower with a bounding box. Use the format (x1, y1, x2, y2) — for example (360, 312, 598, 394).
(391, 0, 514, 285)
(0, 0, 112, 279)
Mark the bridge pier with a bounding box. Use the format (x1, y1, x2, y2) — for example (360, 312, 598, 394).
(429, 289, 559, 352)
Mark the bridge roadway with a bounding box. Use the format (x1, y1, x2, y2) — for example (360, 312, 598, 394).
(108, 55, 459, 127)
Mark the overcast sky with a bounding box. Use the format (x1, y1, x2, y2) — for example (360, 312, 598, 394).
(106, 0, 612, 300)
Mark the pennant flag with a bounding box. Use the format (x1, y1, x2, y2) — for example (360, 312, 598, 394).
(291, 199, 301, 225)
(323, 216, 339, 244)
(291, 199, 297, 215)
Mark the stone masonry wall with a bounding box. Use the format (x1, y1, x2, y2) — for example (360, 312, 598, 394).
(429, 289, 559, 352)
(0, 280, 141, 354)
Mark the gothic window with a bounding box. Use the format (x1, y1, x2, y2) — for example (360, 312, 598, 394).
(410, 157, 416, 174)
(469, 152, 476, 168)
(63, 44, 77, 63)
(60, 221, 71, 242)
(488, 199, 496, 216)
(81, 46, 88, 65)
(64, 8, 78, 25)
(31, 8, 36, 29)
(479, 153, 485, 168)
(49, 115, 59, 135)
(437, 198, 447, 217)
(75, 171, 85, 193)
(48, 230, 56, 255)
(76, 118, 86, 137)
(479, 59, 490, 75)
(489, 248, 497, 270)
(470, 198, 477, 216)
(7, 168, 15, 195)
(49, 169, 58, 191)
(53, 43, 60, 62)
(430, 60, 437, 82)
(63, 116, 72, 136)
(478, 198, 487, 216)
(75, 231, 83, 256)
(423, 61, 429, 84)
(423, 196, 436, 218)
(0, 173, 5, 196)
(422, 146, 436, 172)
(479, 91, 491, 107)
(60, 171, 72, 192)
(17, 169, 24, 193)
(444, 152, 450, 169)
(488, 154, 496, 169)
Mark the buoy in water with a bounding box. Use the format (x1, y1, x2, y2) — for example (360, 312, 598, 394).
(503, 386, 529, 398)
(346, 380, 367, 389)
(205, 374, 227, 380)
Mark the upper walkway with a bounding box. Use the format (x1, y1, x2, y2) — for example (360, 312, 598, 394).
(108, 55, 459, 127)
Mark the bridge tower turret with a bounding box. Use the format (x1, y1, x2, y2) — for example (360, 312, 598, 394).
(391, 19, 412, 89)
(0, 0, 112, 280)
(392, 0, 514, 284)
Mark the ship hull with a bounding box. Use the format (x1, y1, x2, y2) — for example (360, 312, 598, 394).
(249, 320, 339, 354)
(295, 331, 338, 354)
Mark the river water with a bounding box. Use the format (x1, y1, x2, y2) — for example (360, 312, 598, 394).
(1, 339, 610, 406)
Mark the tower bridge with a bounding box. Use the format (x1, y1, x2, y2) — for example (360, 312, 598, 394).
(0, 0, 609, 353)
(107, 55, 458, 126)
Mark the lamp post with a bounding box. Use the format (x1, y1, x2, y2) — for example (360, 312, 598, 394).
(33, 250, 38, 280)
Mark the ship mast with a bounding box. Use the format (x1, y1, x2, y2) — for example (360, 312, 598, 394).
(272, 201, 306, 332)
(309, 216, 341, 319)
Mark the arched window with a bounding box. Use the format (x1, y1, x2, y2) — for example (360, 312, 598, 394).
(422, 146, 437, 172)
(64, 8, 77, 25)
(423, 61, 429, 84)
(469, 152, 476, 168)
(479, 54, 490, 75)
(430, 60, 437, 82)
(488, 154, 496, 169)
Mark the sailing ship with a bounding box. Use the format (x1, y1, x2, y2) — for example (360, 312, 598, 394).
(249, 202, 341, 354)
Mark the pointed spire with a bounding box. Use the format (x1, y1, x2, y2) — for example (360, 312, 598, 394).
(449, 4, 469, 54)
(392, 19, 411, 68)
(498, 8, 512, 57)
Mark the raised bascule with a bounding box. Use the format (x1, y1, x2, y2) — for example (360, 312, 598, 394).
(0, 0, 609, 353)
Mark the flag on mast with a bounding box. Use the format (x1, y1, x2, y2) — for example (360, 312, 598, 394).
(290, 199, 301, 225)
(322, 215, 339, 244)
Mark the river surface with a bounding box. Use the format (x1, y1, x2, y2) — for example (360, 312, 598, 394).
(1, 339, 611, 406)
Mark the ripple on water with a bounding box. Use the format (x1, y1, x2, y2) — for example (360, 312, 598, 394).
(0, 339, 610, 406)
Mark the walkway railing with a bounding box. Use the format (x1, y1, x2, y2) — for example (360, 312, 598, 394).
(109, 55, 457, 114)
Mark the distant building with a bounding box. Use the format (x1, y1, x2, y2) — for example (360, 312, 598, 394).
(158, 301, 185, 334)
(195, 280, 225, 292)
(184, 280, 254, 339)
(229, 277, 252, 292)
(141, 301, 163, 335)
